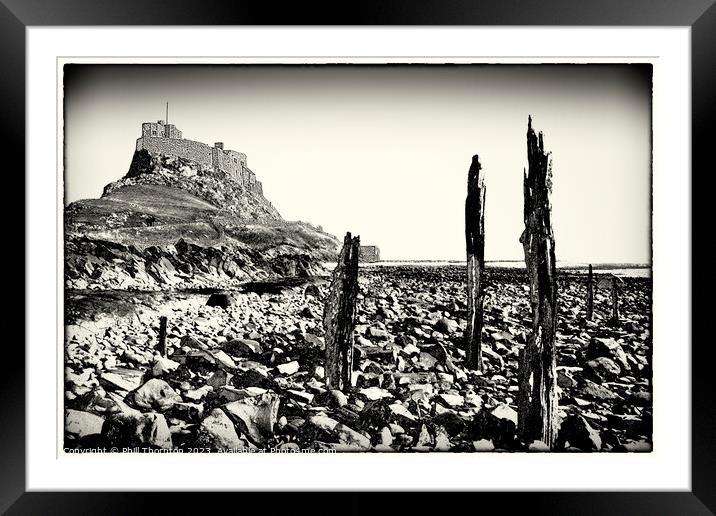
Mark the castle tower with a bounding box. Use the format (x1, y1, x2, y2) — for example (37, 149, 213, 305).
(140, 119, 182, 140)
(135, 116, 264, 194)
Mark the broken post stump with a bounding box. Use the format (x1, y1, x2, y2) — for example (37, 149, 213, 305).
(586, 264, 594, 320)
(517, 116, 559, 449)
(465, 154, 487, 371)
(323, 232, 360, 391)
(158, 316, 168, 357)
(611, 275, 619, 322)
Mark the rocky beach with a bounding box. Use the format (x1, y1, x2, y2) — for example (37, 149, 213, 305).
(64, 264, 652, 452)
(63, 111, 653, 454)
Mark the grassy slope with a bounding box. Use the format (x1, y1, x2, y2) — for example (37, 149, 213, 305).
(67, 183, 338, 258)
(68, 185, 218, 227)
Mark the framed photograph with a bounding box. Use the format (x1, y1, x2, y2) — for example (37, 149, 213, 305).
(9, 0, 709, 512)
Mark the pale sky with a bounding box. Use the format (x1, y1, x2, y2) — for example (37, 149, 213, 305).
(64, 64, 652, 263)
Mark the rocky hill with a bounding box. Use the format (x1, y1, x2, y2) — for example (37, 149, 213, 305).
(65, 150, 338, 290)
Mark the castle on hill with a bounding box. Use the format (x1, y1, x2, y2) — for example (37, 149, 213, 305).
(136, 118, 264, 196)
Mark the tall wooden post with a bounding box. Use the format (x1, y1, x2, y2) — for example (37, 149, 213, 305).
(158, 316, 168, 357)
(465, 155, 487, 371)
(586, 264, 594, 320)
(323, 232, 360, 390)
(518, 116, 559, 448)
(611, 276, 619, 322)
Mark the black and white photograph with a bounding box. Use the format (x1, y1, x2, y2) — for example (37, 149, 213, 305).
(62, 63, 653, 454)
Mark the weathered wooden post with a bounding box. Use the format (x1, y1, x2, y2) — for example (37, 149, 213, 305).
(586, 264, 594, 320)
(518, 116, 559, 448)
(465, 155, 487, 371)
(611, 276, 619, 322)
(323, 232, 360, 390)
(158, 316, 168, 357)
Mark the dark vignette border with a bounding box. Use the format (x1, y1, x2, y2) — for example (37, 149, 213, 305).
(5, 0, 711, 514)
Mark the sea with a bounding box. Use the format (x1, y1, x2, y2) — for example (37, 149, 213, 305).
(341, 260, 651, 278)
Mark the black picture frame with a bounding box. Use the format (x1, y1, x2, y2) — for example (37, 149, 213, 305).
(4, 1, 710, 513)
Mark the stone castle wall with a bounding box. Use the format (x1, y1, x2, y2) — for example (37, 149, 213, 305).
(222, 150, 247, 181)
(142, 121, 182, 139)
(136, 130, 264, 196)
(137, 137, 213, 170)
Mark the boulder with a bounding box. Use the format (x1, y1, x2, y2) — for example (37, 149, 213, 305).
(557, 370, 577, 389)
(587, 337, 629, 370)
(584, 357, 621, 383)
(433, 428, 452, 451)
(286, 389, 315, 404)
(367, 327, 389, 340)
(299, 306, 319, 319)
(167, 402, 204, 423)
(359, 387, 393, 401)
(132, 379, 182, 412)
(105, 391, 143, 417)
(207, 369, 233, 388)
(223, 392, 281, 445)
(557, 414, 602, 451)
(309, 414, 370, 450)
(417, 352, 439, 369)
(438, 393, 465, 408)
(179, 335, 207, 350)
(221, 339, 263, 357)
(303, 333, 325, 348)
(528, 440, 551, 452)
(388, 403, 417, 423)
(328, 389, 349, 408)
(276, 361, 299, 375)
(65, 409, 104, 438)
(102, 412, 172, 449)
(195, 408, 245, 451)
(231, 368, 274, 389)
(434, 318, 458, 334)
(313, 366, 326, 380)
(356, 336, 372, 347)
(379, 427, 393, 447)
(473, 439, 495, 451)
(152, 357, 180, 377)
(414, 424, 433, 449)
(304, 284, 322, 299)
(606, 413, 646, 434)
(581, 379, 621, 401)
(99, 369, 145, 392)
(171, 349, 217, 374)
(206, 293, 233, 308)
(491, 403, 518, 425)
(468, 403, 519, 449)
(209, 349, 237, 371)
(630, 390, 652, 407)
(122, 349, 150, 366)
(184, 385, 213, 402)
(432, 410, 467, 436)
(623, 440, 652, 452)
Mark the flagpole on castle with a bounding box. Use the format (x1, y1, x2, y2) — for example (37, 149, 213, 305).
(166, 102, 169, 125)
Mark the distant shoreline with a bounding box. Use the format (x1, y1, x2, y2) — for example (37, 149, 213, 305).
(353, 260, 650, 269)
(330, 260, 652, 278)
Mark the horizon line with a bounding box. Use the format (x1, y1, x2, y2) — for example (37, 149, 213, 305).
(355, 259, 651, 267)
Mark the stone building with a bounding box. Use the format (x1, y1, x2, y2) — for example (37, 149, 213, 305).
(141, 120, 182, 140)
(359, 246, 381, 262)
(135, 120, 265, 196)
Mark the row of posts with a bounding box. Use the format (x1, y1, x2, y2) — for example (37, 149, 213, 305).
(586, 263, 620, 322)
(321, 116, 622, 449)
(154, 117, 623, 449)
